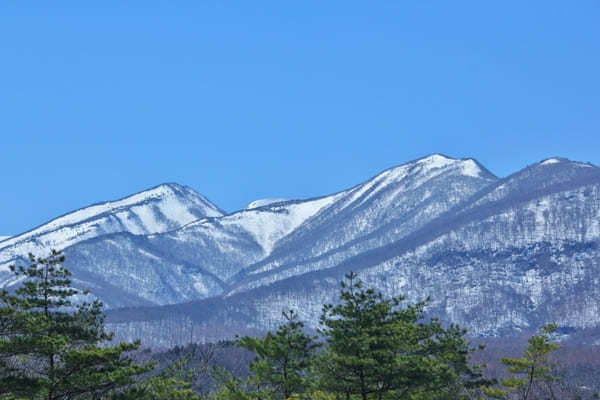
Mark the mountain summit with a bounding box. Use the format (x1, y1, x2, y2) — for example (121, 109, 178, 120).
(0, 183, 222, 285)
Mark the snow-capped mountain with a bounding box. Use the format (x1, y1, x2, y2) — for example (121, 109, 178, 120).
(228, 154, 496, 294)
(108, 157, 600, 346)
(61, 193, 344, 306)
(4, 154, 600, 346)
(0, 237, 9, 242)
(44, 154, 495, 307)
(0, 183, 223, 287)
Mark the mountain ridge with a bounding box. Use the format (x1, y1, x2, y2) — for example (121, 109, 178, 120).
(2, 153, 492, 301)
(3, 154, 600, 346)
(105, 155, 600, 346)
(0, 183, 224, 287)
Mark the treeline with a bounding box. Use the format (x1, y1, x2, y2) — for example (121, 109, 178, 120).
(0, 252, 598, 399)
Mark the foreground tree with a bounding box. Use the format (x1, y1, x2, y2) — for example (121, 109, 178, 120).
(112, 355, 200, 400)
(483, 323, 560, 400)
(316, 272, 489, 400)
(234, 310, 320, 399)
(0, 250, 166, 399)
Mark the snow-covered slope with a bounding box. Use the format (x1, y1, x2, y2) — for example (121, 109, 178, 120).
(228, 154, 496, 293)
(105, 157, 600, 347)
(56, 190, 346, 305)
(63, 233, 227, 308)
(0, 236, 9, 242)
(50, 154, 495, 307)
(0, 183, 223, 284)
(220, 194, 343, 256)
(8, 154, 600, 346)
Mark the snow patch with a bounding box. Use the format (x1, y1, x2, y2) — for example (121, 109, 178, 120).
(130, 205, 168, 234)
(191, 274, 219, 296)
(541, 158, 561, 165)
(460, 159, 483, 178)
(223, 194, 342, 254)
(246, 198, 290, 209)
(420, 155, 482, 178)
(540, 158, 596, 168)
(138, 248, 162, 262)
(418, 154, 456, 171)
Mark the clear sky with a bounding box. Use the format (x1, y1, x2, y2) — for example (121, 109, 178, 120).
(1, 1, 599, 235)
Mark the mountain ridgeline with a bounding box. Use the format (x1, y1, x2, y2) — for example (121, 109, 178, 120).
(2, 154, 600, 347)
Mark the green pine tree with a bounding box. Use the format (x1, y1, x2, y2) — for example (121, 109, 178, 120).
(316, 272, 489, 400)
(236, 310, 321, 399)
(111, 354, 200, 400)
(483, 323, 560, 400)
(0, 250, 153, 399)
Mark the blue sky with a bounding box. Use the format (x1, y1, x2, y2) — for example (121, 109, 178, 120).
(1, 1, 599, 235)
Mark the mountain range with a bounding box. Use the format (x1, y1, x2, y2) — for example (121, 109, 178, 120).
(2, 154, 600, 347)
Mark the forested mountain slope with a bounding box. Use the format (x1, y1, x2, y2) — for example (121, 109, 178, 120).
(4, 155, 600, 346)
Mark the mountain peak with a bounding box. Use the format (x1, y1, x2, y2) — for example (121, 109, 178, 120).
(418, 154, 495, 179)
(540, 157, 566, 165)
(538, 157, 596, 169)
(417, 153, 460, 172)
(375, 154, 495, 185)
(0, 183, 224, 272)
(128, 182, 199, 201)
(419, 153, 456, 163)
(155, 182, 195, 192)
